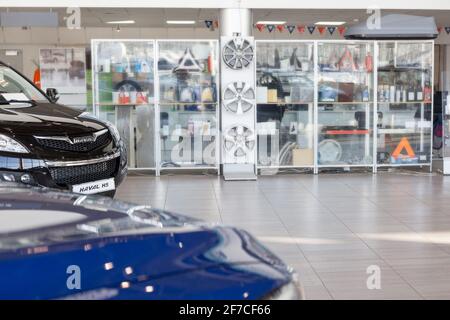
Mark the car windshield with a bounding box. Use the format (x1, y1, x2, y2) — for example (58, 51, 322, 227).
(0, 65, 48, 103)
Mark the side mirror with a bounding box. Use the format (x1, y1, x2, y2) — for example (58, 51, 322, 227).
(46, 88, 59, 103)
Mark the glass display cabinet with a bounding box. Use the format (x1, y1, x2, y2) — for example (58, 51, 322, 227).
(317, 41, 375, 168)
(157, 40, 219, 171)
(376, 41, 433, 169)
(256, 41, 315, 169)
(92, 40, 156, 170)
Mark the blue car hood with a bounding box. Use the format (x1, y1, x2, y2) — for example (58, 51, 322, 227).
(0, 185, 292, 299)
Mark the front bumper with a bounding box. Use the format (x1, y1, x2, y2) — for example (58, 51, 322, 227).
(0, 145, 127, 193)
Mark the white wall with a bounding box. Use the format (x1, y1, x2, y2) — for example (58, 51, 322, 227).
(2, 0, 450, 10)
(2, 26, 450, 79)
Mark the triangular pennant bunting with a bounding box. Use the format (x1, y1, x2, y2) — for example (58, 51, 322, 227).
(438, 26, 443, 33)
(297, 25, 306, 33)
(277, 25, 284, 32)
(338, 26, 346, 36)
(267, 24, 275, 33)
(328, 26, 336, 35)
(287, 25, 296, 34)
(445, 27, 450, 34)
(318, 26, 326, 35)
(213, 20, 219, 28)
(204, 20, 213, 29)
(307, 26, 316, 34)
(256, 24, 265, 32)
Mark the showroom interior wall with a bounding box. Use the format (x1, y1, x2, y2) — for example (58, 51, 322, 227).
(4, 26, 450, 79)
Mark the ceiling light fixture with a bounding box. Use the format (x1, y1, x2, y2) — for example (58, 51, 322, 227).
(166, 20, 196, 25)
(315, 21, 346, 26)
(106, 20, 135, 24)
(256, 21, 286, 25)
(115, 25, 121, 32)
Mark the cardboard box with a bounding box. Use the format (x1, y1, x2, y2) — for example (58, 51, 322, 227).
(267, 89, 278, 103)
(292, 148, 314, 166)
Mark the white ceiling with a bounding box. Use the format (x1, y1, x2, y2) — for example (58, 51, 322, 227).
(1, 8, 450, 28)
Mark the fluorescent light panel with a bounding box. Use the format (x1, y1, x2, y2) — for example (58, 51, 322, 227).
(106, 20, 135, 24)
(315, 21, 346, 26)
(166, 20, 196, 25)
(256, 21, 286, 25)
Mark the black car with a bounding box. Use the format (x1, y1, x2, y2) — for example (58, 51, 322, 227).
(0, 62, 127, 197)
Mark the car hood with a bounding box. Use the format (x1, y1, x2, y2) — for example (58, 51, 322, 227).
(0, 103, 105, 136)
(0, 185, 292, 299)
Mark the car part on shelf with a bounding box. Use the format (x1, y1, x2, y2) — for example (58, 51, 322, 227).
(318, 139, 342, 164)
(222, 37, 254, 69)
(223, 82, 255, 114)
(223, 125, 256, 157)
(279, 141, 298, 166)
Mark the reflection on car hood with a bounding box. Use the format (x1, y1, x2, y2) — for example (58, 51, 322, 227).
(0, 184, 293, 299)
(0, 103, 105, 136)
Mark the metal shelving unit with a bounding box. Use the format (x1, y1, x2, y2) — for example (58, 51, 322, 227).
(156, 40, 220, 175)
(91, 39, 157, 172)
(89, 39, 434, 176)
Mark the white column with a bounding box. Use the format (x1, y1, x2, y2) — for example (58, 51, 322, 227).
(220, 8, 252, 37)
(219, 8, 257, 180)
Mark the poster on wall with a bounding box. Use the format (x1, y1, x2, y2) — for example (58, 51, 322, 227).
(39, 48, 87, 108)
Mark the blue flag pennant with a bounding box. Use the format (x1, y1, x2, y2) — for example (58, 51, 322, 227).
(286, 25, 296, 34)
(328, 26, 336, 35)
(307, 26, 316, 34)
(445, 27, 450, 34)
(267, 24, 275, 33)
(204, 20, 213, 29)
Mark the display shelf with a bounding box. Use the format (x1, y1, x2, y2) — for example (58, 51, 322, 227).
(92, 39, 157, 171)
(256, 41, 315, 169)
(318, 101, 373, 105)
(157, 40, 219, 172)
(317, 41, 374, 167)
(88, 39, 434, 176)
(376, 41, 433, 168)
(95, 102, 155, 106)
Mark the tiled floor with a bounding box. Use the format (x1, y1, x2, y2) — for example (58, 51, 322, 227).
(116, 172, 450, 300)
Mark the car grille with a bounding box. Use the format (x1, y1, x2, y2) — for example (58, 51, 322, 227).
(49, 159, 118, 186)
(36, 131, 112, 152)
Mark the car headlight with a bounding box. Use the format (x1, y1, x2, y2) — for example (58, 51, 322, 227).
(264, 280, 304, 300)
(0, 134, 29, 153)
(79, 112, 121, 143)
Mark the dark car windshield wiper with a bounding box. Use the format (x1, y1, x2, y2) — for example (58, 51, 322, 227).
(0, 99, 37, 106)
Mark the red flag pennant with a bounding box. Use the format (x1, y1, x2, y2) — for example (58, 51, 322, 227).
(297, 25, 306, 33)
(256, 24, 265, 32)
(277, 25, 284, 32)
(438, 26, 444, 34)
(318, 26, 326, 35)
(213, 20, 219, 28)
(338, 26, 346, 36)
